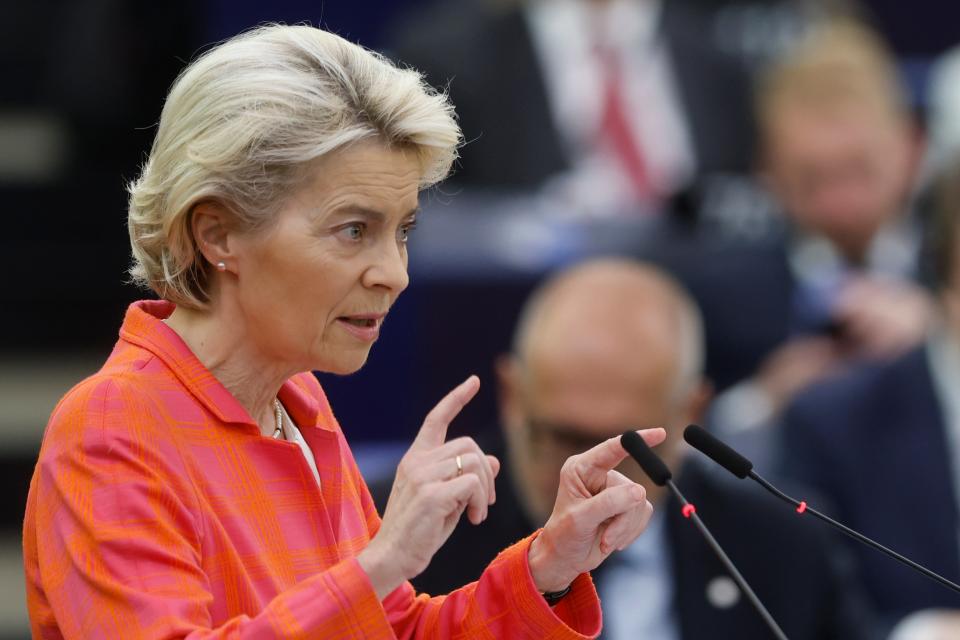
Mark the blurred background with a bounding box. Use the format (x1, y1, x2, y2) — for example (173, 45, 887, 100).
(3, 0, 960, 637)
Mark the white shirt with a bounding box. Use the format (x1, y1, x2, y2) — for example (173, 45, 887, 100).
(787, 223, 921, 304)
(597, 510, 680, 640)
(525, 0, 695, 216)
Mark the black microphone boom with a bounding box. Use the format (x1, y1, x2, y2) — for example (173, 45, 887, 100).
(683, 424, 960, 597)
(683, 424, 753, 478)
(620, 431, 790, 640)
(621, 430, 672, 485)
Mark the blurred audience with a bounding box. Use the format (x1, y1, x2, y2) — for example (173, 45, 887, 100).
(388, 0, 755, 217)
(703, 20, 933, 451)
(777, 154, 960, 636)
(373, 259, 871, 639)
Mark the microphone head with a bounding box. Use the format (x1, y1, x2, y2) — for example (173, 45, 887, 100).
(620, 431, 672, 486)
(683, 425, 753, 479)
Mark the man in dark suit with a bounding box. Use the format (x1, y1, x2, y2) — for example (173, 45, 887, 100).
(695, 21, 932, 449)
(372, 258, 870, 639)
(778, 158, 960, 638)
(387, 0, 755, 215)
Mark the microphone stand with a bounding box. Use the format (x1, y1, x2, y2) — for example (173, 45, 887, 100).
(748, 470, 960, 596)
(665, 478, 790, 640)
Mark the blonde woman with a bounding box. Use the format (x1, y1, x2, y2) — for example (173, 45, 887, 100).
(23, 24, 660, 639)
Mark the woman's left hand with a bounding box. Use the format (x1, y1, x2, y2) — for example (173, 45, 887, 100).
(527, 428, 665, 593)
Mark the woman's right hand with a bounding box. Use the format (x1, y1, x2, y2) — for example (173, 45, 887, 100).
(357, 375, 500, 599)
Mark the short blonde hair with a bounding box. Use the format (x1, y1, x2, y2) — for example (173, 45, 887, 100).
(757, 20, 908, 130)
(128, 24, 461, 309)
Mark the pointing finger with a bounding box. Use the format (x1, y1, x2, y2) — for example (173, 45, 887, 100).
(411, 376, 480, 450)
(575, 428, 666, 481)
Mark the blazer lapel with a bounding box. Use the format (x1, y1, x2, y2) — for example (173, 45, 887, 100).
(879, 350, 960, 581)
(279, 376, 347, 549)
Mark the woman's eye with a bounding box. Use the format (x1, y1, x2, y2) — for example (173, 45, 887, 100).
(398, 220, 418, 243)
(339, 223, 365, 241)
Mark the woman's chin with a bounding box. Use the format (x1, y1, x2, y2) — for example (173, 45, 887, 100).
(314, 351, 371, 376)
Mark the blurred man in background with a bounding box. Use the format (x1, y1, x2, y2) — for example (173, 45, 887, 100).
(388, 0, 755, 217)
(778, 156, 960, 638)
(373, 258, 869, 639)
(700, 20, 932, 454)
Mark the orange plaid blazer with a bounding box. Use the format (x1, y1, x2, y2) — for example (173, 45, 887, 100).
(23, 300, 602, 639)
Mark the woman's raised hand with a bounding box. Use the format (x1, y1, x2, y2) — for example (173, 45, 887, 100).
(358, 376, 500, 599)
(527, 429, 665, 594)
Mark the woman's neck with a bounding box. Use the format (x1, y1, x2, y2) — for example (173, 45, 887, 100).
(164, 303, 294, 431)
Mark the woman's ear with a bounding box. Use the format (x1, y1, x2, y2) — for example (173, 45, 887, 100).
(192, 201, 235, 271)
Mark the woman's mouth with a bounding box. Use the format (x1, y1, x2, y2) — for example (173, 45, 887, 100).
(336, 315, 383, 342)
(341, 317, 377, 328)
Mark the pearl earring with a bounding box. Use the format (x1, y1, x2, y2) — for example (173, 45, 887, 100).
(216, 261, 226, 272)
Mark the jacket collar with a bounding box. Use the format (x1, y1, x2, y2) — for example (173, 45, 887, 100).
(118, 300, 330, 432)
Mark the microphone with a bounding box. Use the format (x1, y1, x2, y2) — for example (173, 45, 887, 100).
(683, 424, 960, 597)
(683, 424, 752, 478)
(620, 431, 790, 640)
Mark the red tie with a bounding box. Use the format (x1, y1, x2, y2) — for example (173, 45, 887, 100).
(595, 43, 653, 201)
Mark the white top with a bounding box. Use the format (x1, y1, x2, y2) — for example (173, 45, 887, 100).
(525, 0, 695, 216)
(274, 402, 323, 490)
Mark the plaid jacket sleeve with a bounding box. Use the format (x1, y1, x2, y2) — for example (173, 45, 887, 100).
(27, 376, 404, 639)
(26, 374, 601, 639)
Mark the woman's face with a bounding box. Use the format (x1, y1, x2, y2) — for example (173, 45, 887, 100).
(231, 140, 421, 375)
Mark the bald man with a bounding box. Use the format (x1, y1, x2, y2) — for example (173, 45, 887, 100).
(371, 259, 870, 639)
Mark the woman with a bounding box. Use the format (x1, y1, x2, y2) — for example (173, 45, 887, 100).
(23, 24, 660, 638)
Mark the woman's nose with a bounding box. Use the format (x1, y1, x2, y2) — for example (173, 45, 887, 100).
(363, 241, 410, 293)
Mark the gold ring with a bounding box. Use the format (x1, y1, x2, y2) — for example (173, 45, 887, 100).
(455, 454, 463, 477)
